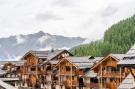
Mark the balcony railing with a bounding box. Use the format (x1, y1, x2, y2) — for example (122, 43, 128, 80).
(98, 71, 125, 78)
(60, 71, 76, 75)
(85, 83, 99, 88)
(55, 80, 78, 86)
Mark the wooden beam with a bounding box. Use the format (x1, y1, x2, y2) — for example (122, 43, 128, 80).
(120, 67, 122, 83)
(101, 64, 103, 89)
(59, 62, 60, 89)
(71, 64, 72, 89)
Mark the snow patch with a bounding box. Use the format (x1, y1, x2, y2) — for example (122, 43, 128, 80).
(16, 35, 25, 44)
(38, 35, 49, 43)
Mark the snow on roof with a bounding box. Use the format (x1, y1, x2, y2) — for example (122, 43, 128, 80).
(118, 73, 135, 89)
(127, 45, 135, 54)
(0, 69, 6, 75)
(85, 70, 97, 77)
(66, 56, 103, 69)
(118, 54, 135, 65)
(110, 54, 125, 60)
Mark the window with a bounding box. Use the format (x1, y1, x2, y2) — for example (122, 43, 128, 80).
(107, 66, 116, 72)
(91, 78, 98, 83)
(65, 66, 70, 71)
(31, 67, 36, 71)
(72, 66, 76, 71)
(72, 76, 74, 80)
(107, 66, 112, 72)
(66, 76, 69, 80)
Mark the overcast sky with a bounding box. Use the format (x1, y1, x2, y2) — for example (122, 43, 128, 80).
(0, 0, 135, 41)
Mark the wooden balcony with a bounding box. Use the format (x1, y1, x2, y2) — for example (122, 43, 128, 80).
(72, 80, 78, 86)
(85, 83, 99, 88)
(60, 71, 76, 75)
(98, 71, 125, 78)
(55, 80, 78, 86)
(28, 71, 43, 75)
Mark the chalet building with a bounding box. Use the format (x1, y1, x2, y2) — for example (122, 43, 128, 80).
(55, 56, 103, 89)
(20, 49, 73, 88)
(1, 47, 135, 89)
(0, 61, 24, 88)
(118, 54, 135, 89)
(91, 54, 126, 89)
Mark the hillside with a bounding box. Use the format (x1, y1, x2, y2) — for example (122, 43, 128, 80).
(0, 31, 85, 60)
(70, 15, 135, 57)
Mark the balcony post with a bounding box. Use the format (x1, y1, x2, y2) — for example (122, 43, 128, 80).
(71, 64, 72, 89)
(59, 63, 61, 89)
(120, 67, 122, 83)
(101, 64, 103, 89)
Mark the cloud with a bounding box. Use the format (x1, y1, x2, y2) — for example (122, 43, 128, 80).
(0, 0, 135, 43)
(35, 11, 64, 21)
(38, 35, 49, 43)
(16, 35, 25, 44)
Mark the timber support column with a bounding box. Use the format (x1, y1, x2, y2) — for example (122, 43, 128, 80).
(120, 67, 122, 84)
(101, 64, 103, 89)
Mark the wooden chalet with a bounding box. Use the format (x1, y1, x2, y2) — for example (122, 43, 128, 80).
(91, 53, 127, 89)
(20, 49, 73, 88)
(55, 56, 103, 89)
(0, 61, 24, 88)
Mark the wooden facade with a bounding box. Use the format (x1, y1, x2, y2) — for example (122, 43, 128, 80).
(1, 50, 135, 89)
(56, 58, 78, 89)
(19, 50, 72, 88)
(92, 54, 131, 89)
(55, 57, 100, 89)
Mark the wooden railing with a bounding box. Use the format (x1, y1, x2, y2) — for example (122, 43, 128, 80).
(60, 71, 76, 75)
(85, 83, 99, 88)
(72, 80, 78, 86)
(98, 71, 125, 78)
(55, 80, 78, 86)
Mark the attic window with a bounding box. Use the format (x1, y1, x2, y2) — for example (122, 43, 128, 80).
(66, 66, 70, 71)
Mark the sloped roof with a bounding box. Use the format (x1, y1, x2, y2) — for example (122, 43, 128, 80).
(118, 73, 135, 89)
(0, 69, 6, 75)
(0, 80, 17, 89)
(0, 61, 25, 67)
(91, 54, 125, 69)
(85, 70, 97, 77)
(127, 45, 135, 54)
(118, 54, 135, 65)
(22, 49, 73, 61)
(66, 56, 103, 69)
(48, 60, 59, 65)
(110, 54, 125, 60)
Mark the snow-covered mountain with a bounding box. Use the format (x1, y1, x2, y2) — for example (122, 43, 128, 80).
(0, 31, 85, 60)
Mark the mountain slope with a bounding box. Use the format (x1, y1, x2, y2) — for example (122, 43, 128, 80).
(70, 15, 135, 57)
(0, 31, 85, 60)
